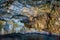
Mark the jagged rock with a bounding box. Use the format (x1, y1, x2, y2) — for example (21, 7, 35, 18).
(0, 0, 60, 35)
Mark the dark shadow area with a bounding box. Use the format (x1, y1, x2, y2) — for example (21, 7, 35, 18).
(0, 33, 60, 40)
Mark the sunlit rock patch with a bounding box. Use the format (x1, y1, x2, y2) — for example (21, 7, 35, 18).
(0, 0, 60, 35)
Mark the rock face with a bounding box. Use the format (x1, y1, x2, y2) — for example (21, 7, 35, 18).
(0, 0, 60, 35)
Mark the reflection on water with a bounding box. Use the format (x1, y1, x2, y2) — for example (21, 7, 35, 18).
(0, 33, 60, 40)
